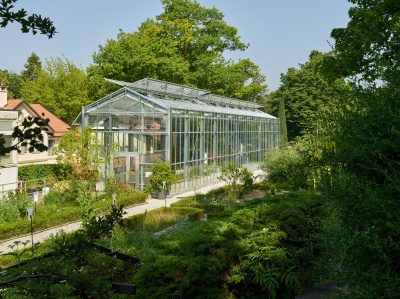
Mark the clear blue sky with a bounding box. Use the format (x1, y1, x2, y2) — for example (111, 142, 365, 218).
(0, 0, 352, 92)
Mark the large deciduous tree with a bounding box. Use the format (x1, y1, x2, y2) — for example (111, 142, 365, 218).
(315, 1, 400, 297)
(88, 0, 267, 102)
(318, 0, 400, 82)
(0, 69, 23, 99)
(21, 57, 90, 125)
(269, 51, 349, 141)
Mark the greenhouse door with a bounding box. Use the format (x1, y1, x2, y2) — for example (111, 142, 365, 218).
(113, 154, 139, 187)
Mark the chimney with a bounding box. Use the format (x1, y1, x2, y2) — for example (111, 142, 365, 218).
(0, 84, 7, 107)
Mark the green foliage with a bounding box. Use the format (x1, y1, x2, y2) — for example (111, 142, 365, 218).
(262, 139, 315, 189)
(0, 116, 49, 156)
(20, 56, 90, 125)
(0, 0, 56, 38)
(88, 0, 267, 103)
(0, 206, 125, 297)
(0, 68, 22, 99)
(21, 52, 42, 82)
(18, 163, 72, 181)
(104, 174, 136, 197)
(121, 206, 202, 233)
(0, 198, 20, 225)
(55, 126, 110, 181)
(5, 189, 30, 217)
(147, 161, 177, 192)
(76, 181, 94, 223)
(318, 0, 400, 83)
(0, 191, 145, 241)
(278, 98, 288, 148)
(269, 50, 349, 140)
(134, 190, 325, 298)
(317, 82, 400, 297)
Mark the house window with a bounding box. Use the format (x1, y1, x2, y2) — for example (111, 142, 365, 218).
(48, 139, 54, 155)
(0, 135, 14, 164)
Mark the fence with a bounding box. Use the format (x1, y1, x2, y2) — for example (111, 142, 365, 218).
(0, 178, 47, 199)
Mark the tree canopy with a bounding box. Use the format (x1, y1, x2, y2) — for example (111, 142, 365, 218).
(269, 51, 349, 140)
(88, 0, 267, 102)
(21, 52, 42, 82)
(0, 0, 56, 38)
(318, 0, 400, 82)
(21, 57, 90, 125)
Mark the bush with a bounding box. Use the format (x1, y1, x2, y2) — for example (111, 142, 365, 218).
(0, 191, 147, 241)
(134, 191, 326, 298)
(0, 199, 20, 225)
(261, 141, 313, 189)
(18, 164, 73, 181)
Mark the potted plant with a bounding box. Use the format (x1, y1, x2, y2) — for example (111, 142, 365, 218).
(146, 161, 176, 199)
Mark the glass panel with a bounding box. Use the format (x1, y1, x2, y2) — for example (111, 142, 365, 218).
(126, 114, 140, 131)
(113, 156, 126, 183)
(142, 114, 153, 131)
(125, 94, 140, 112)
(129, 156, 136, 186)
(111, 95, 126, 112)
(97, 113, 110, 130)
(0, 136, 13, 164)
(97, 99, 110, 112)
(127, 134, 139, 152)
(153, 115, 167, 131)
(0, 120, 13, 130)
(111, 114, 126, 130)
(142, 102, 154, 112)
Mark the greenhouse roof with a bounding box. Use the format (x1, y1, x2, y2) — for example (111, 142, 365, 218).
(105, 78, 263, 109)
(146, 93, 275, 119)
(74, 79, 275, 126)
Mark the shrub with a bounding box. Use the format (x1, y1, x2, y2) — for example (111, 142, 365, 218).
(261, 141, 313, 189)
(104, 175, 136, 197)
(0, 199, 20, 225)
(43, 190, 62, 205)
(18, 164, 73, 181)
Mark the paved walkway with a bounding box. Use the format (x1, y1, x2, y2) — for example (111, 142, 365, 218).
(0, 169, 265, 255)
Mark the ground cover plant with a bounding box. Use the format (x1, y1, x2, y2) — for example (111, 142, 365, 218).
(1, 185, 327, 298)
(0, 181, 146, 241)
(133, 190, 326, 298)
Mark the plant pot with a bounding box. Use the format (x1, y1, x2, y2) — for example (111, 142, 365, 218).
(147, 193, 152, 200)
(157, 189, 166, 200)
(27, 188, 37, 196)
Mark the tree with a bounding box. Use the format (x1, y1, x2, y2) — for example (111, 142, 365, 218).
(55, 126, 112, 181)
(268, 51, 349, 141)
(21, 56, 90, 125)
(21, 52, 42, 82)
(0, 0, 56, 38)
(88, 0, 267, 102)
(318, 0, 400, 82)
(1, 69, 22, 99)
(278, 98, 288, 148)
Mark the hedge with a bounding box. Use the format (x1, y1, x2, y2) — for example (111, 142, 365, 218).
(18, 164, 73, 181)
(0, 192, 147, 242)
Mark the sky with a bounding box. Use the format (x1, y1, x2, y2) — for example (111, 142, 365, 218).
(0, 0, 352, 92)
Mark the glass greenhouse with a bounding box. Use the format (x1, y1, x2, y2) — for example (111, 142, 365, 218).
(76, 78, 279, 195)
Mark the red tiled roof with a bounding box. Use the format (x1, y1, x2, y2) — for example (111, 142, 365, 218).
(4, 100, 70, 137)
(4, 99, 23, 110)
(29, 104, 70, 137)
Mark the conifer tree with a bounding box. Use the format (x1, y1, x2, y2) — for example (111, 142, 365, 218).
(278, 98, 288, 148)
(21, 52, 42, 82)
